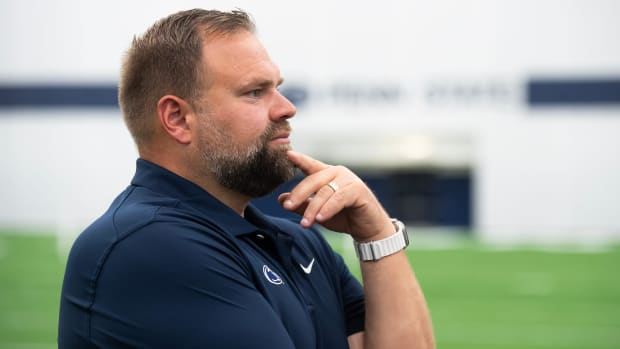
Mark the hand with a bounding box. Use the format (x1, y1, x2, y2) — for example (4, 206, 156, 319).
(278, 151, 394, 241)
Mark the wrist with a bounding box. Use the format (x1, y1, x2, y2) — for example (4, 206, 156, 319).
(353, 219, 409, 261)
(352, 217, 397, 243)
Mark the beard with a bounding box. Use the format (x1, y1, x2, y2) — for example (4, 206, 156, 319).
(197, 121, 296, 198)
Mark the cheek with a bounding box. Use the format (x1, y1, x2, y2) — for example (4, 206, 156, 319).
(243, 120, 269, 140)
(226, 110, 269, 142)
(204, 93, 270, 143)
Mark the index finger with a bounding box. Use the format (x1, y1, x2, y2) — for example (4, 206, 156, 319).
(287, 150, 329, 175)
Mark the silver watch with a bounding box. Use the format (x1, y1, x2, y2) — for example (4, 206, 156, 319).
(353, 219, 409, 261)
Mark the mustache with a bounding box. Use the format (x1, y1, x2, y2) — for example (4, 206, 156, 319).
(263, 121, 292, 140)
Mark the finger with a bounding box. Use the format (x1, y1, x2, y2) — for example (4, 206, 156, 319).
(287, 151, 329, 176)
(278, 192, 311, 218)
(296, 183, 338, 227)
(315, 185, 350, 223)
(283, 169, 336, 210)
(277, 192, 290, 205)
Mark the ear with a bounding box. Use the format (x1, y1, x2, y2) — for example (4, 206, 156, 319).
(156, 95, 193, 144)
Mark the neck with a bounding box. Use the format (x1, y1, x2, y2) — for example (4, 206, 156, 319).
(140, 149, 251, 216)
(195, 179, 251, 216)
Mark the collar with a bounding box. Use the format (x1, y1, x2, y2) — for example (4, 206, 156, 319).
(130, 158, 293, 239)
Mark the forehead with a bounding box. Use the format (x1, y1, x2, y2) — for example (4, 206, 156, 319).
(201, 31, 280, 88)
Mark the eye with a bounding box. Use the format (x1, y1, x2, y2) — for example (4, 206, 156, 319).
(246, 89, 263, 98)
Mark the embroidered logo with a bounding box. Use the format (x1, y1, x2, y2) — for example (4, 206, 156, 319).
(263, 265, 283, 285)
(300, 258, 315, 274)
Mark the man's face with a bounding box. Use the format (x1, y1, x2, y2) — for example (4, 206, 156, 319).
(194, 31, 297, 197)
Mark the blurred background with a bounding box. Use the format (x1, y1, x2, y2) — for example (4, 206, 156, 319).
(1, 0, 619, 348)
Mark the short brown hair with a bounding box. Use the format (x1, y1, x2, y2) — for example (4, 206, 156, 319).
(118, 9, 255, 148)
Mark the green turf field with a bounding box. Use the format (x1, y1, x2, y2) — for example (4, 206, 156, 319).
(1, 232, 619, 349)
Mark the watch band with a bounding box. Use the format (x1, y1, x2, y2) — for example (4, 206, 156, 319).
(353, 219, 409, 261)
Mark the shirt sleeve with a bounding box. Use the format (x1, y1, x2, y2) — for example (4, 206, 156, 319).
(88, 221, 297, 349)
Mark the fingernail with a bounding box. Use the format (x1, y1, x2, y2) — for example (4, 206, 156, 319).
(284, 200, 293, 209)
(301, 217, 309, 226)
(316, 213, 323, 221)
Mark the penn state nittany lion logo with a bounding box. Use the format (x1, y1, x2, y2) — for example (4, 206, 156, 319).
(263, 265, 283, 285)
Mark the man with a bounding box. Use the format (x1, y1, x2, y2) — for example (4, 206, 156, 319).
(59, 9, 434, 349)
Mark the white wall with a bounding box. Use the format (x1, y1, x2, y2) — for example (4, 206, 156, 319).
(0, 111, 136, 229)
(1, 0, 619, 242)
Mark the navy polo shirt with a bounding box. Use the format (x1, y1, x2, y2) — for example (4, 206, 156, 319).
(59, 159, 365, 348)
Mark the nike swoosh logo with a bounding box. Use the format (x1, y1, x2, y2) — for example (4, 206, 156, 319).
(300, 258, 315, 274)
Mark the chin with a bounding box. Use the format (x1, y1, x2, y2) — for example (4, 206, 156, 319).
(275, 143, 292, 150)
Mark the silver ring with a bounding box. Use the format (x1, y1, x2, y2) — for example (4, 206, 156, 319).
(327, 181, 339, 192)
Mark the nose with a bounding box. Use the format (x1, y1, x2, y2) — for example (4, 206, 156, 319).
(270, 90, 296, 122)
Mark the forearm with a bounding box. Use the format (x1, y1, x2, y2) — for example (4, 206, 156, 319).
(279, 151, 435, 348)
(359, 234, 435, 348)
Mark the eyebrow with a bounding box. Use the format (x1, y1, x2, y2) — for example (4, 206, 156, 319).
(239, 77, 284, 90)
